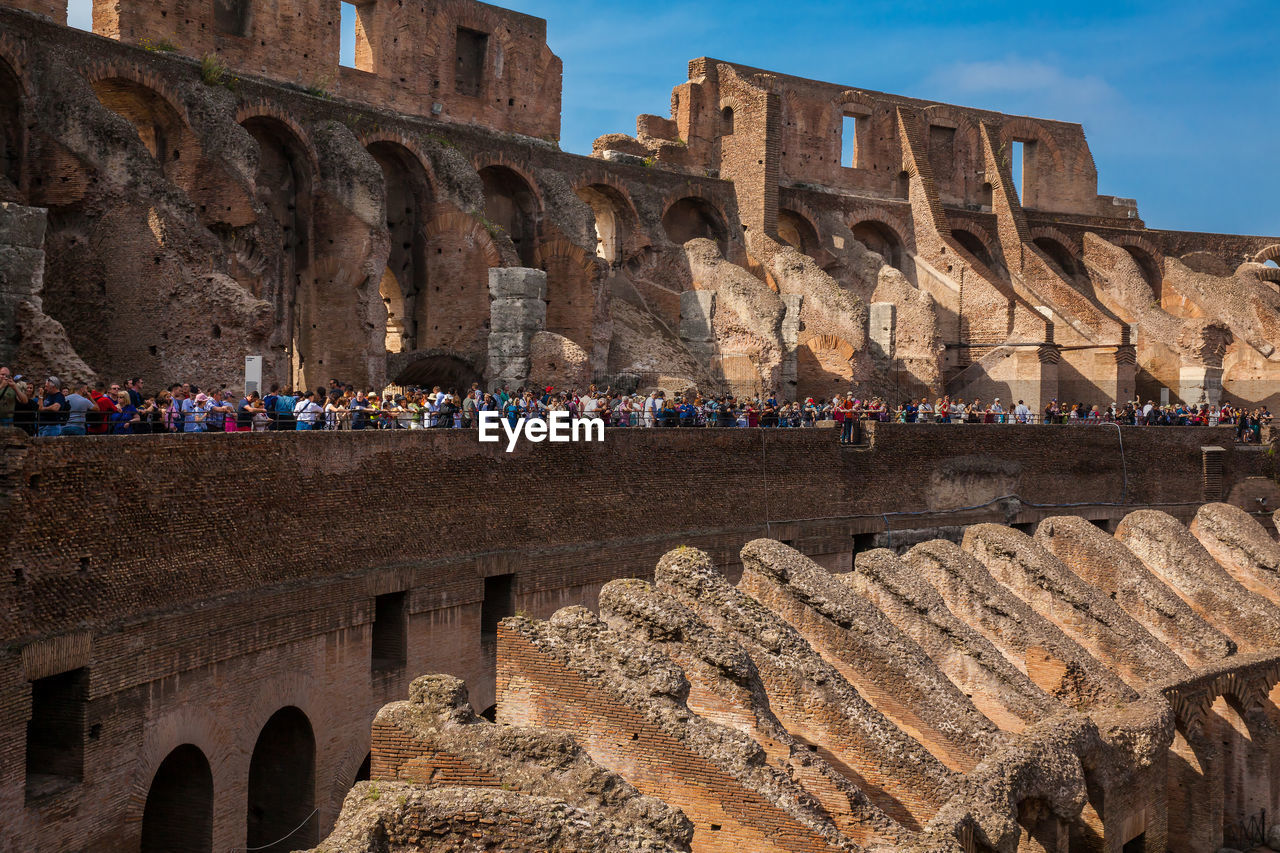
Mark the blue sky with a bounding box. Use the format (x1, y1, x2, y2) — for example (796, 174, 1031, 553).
(68, 0, 1278, 236)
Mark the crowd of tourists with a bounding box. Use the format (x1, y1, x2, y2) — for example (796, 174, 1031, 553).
(0, 365, 1270, 443)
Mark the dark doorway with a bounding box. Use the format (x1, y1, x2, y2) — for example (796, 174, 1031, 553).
(246, 707, 317, 853)
(141, 744, 214, 853)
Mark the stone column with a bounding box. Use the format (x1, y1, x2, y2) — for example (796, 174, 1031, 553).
(869, 302, 896, 369)
(780, 293, 802, 394)
(0, 202, 48, 366)
(679, 290, 716, 362)
(1178, 364, 1223, 405)
(487, 268, 547, 387)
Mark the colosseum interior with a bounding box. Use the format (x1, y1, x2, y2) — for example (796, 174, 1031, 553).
(2, 1, 1280, 852)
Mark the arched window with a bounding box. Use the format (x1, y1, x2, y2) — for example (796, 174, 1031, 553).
(721, 106, 734, 135)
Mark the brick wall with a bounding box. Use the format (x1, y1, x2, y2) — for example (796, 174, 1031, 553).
(0, 422, 1271, 849)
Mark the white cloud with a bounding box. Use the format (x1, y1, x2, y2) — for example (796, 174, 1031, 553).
(923, 57, 1121, 122)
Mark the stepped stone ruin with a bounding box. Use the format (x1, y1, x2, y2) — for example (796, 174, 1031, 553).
(321, 504, 1280, 853)
(0, 0, 1277, 404)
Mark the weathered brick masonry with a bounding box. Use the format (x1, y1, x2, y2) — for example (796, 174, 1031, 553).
(0, 425, 1275, 851)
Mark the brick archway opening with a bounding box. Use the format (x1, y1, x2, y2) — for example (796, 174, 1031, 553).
(479, 165, 540, 266)
(851, 220, 905, 272)
(241, 116, 313, 386)
(662, 196, 728, 257)
(778, 208, 822, 260)
(1122, 244, 1163, 303)
(247, 707, 317, 853)
(141, 744, 213, 853)
(369, 141, 433, 352)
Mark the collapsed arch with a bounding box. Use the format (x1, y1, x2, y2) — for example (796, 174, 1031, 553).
(90, 78, 188, 172)
(247, 706, 317, 853)
(141, 744, 213, 853)
(851, 219, 906, 272)
(479, 164, 540, 266)
(662, 196, 729, 257)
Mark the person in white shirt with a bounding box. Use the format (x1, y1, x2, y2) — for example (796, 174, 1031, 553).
(1014, 399, 1031, 424)
(294, 391, 322, 430)
(643, 392, 659, 427)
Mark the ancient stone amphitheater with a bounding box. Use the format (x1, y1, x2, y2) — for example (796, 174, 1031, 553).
(311, 503, 1280, 853)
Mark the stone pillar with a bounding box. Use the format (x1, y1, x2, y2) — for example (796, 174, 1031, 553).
(1034, 344, 1061, 413)
(0, 202, 48, 367)
(1179, 364, 1223, 405)
(780, 293, 802, 394)
(679, 290, 716, 361)
(487, 268, 546, 387)
(869, 302, 896, 369)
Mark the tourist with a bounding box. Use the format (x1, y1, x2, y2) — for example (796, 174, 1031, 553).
(0, 366, 28, 429)
(36, 377, 68, 437)
(110, 391, 140, 434)
(88, 382, 119, 434)
(294, 390, 322, 430)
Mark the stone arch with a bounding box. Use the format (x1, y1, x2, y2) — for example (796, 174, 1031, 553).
(141, 744, 213, 853)
(239, 113, 315, 386)
(247, 707, 318, 853)
(851, 219, 907, 272)
(534, 237, 600, 355)
(389, 348, 481, 389)
(89, 76, 191, 179)
(367, 139, 435, 352)
(997, 119, 1067, 209)
(1252, 244, 1280, 264)
(951, 227, 997, 270)
(420, 209, 501, 359)
(1016, 797, 1064, 852)
(1033, 235, 1083, 279)
(235, 103, 321, 175)
(662, 196, 729, 257)
(997, 118, 1068, 175)
(777, 208, 823, 260)
(476, 161, 542, 266)
(328, 736, 373, 820)
(1109, 236, 1165, 302)
(575, 182, 637, 266)
(721, 104, 735, 135)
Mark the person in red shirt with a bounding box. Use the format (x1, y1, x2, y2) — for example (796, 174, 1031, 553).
(88, 381, 121, 435)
